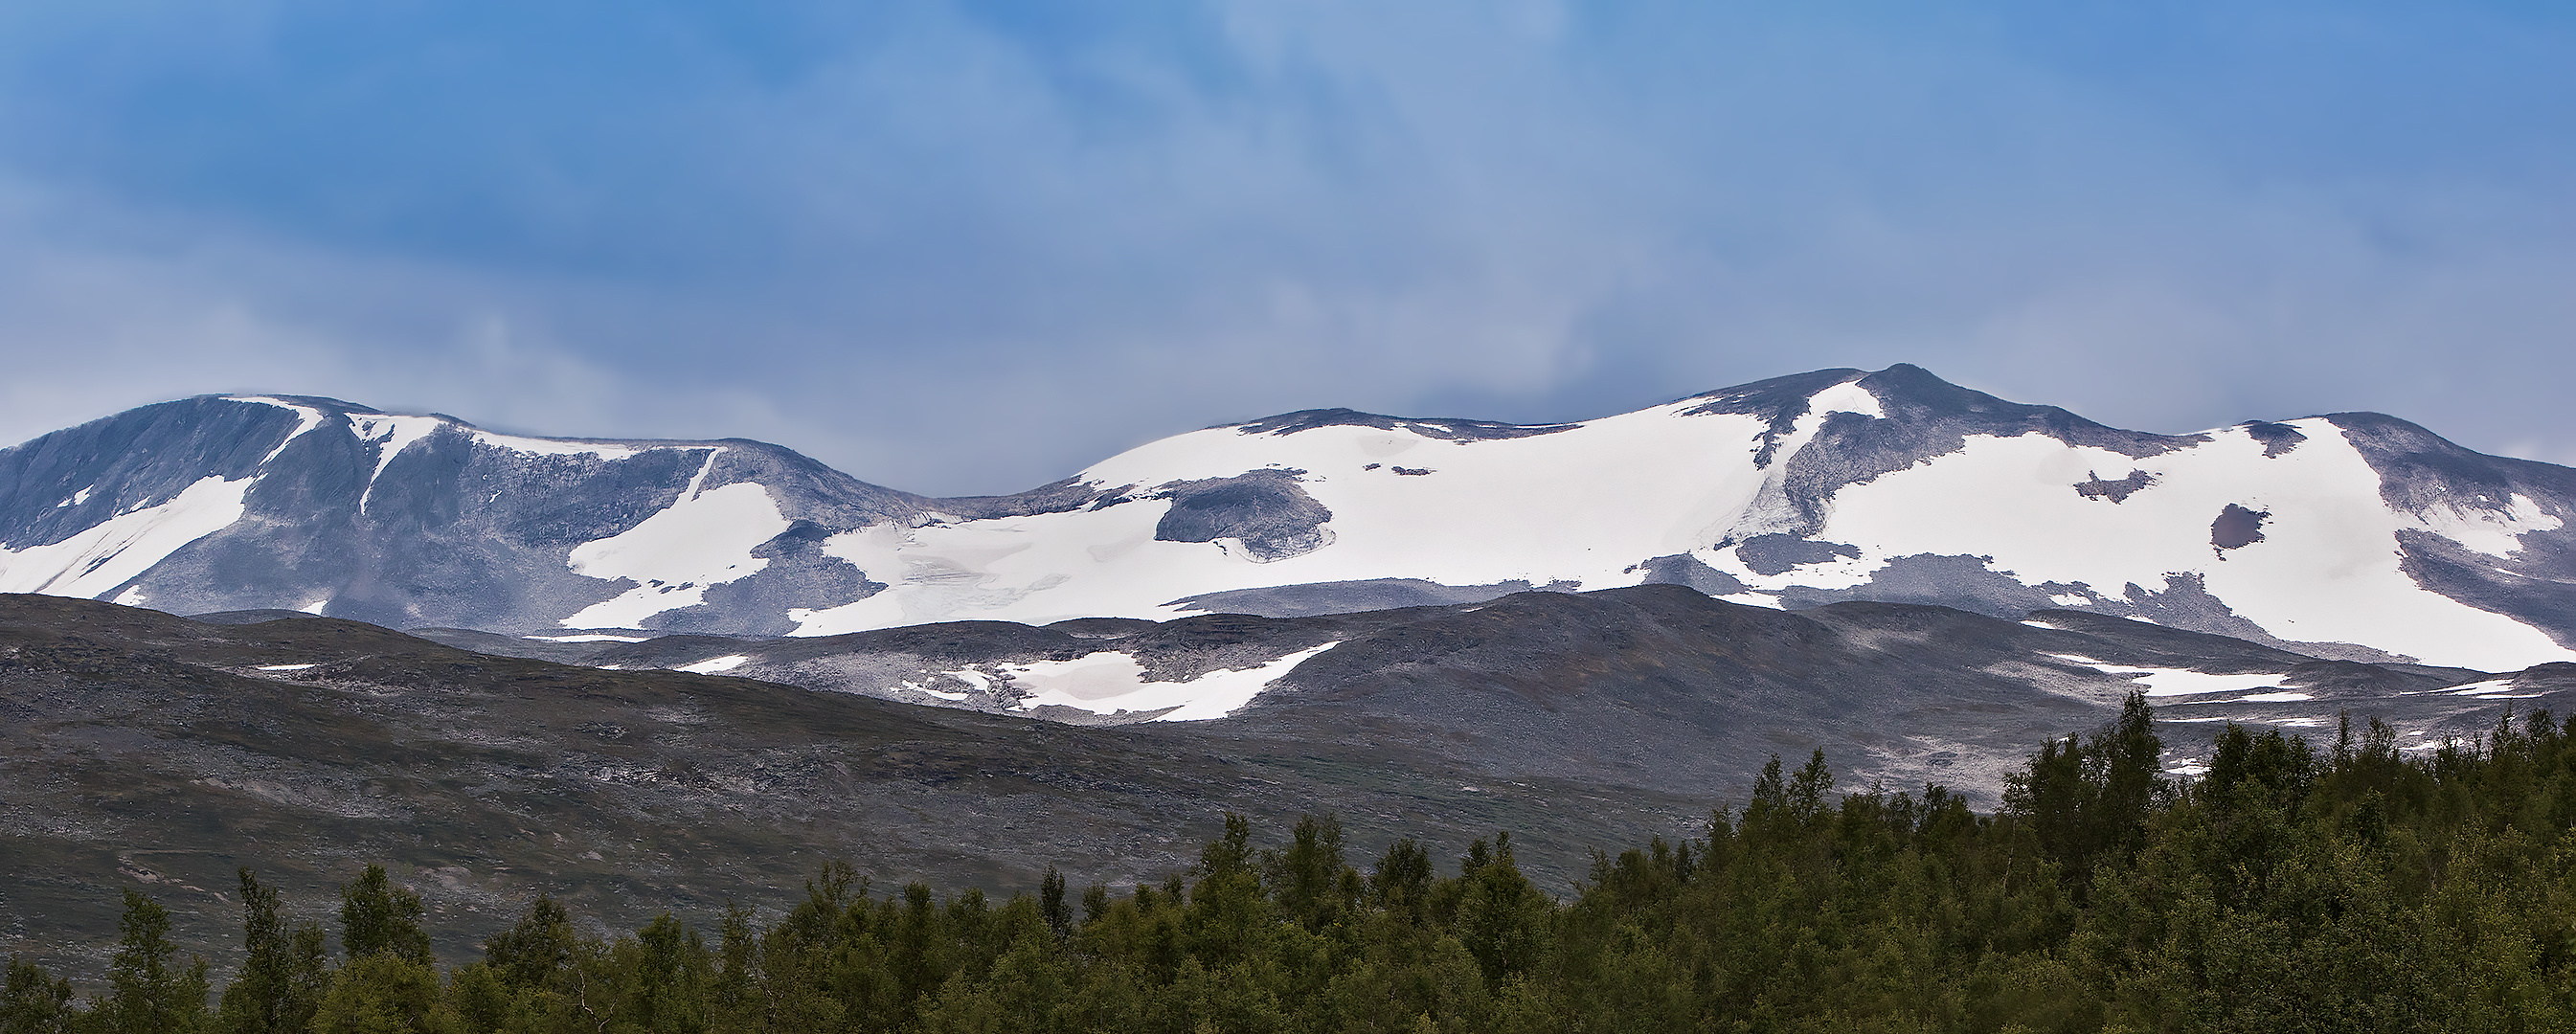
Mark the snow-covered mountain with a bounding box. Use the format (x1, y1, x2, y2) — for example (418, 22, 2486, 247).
(4, 366, 2571, 668)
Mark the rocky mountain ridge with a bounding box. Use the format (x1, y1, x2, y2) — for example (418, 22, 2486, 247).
(3, 366, 2570, 669)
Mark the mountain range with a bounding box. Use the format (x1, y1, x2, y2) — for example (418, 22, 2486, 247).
(2, 365, 2569, 676)
(8, 364, 2576, 969)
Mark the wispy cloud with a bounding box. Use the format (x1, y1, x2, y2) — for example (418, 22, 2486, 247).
(0, 1, 2569, 492)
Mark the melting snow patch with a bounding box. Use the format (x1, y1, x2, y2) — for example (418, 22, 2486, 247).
(561, 482, 789, 628)
(2406, 494, 2563, 559)
(0, 475, 253, 597)
(299, 598, 328, 615)
(527, 634, 650, 643)
(894, 680, 970, 702)
(2065, 660, 2292, 697)
(2021, 619, 2059, 630)
(678, 655, 750, 674)
(113, 586, 147, 607)
(256, 663, 317, 672)
(2232, 692, 2314, 703)
(2440, 679, 2519, 696)
(1000, 641, 1340, 722)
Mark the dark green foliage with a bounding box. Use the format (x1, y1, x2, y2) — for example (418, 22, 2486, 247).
(37, 703, 2576, 1031)
(483, 895, 576, 992)
(338, 865, 432, 966)
(97, 889, 210, 1034)
(1, 956, 75, 1034)
(2003, 690, 2172, 898)
(217, 869, 328, 1034)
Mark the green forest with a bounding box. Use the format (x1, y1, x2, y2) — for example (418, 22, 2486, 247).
(11, 694, 2576, 1033)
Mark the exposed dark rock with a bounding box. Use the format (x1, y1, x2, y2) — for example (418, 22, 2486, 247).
(1732, 533, 1863, 576)
(1152, 470, 1335, 562)
(2242, 420, 2308, 457)
(1630, 554, 1751, 596)
(2074, 469, 2157, 504)
(1228, 409, 1578, 441)
(2211, 504, 2271, 551)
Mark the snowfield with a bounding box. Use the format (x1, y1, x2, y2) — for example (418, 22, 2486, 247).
(991, 641, 1342, 722)
(779, 382, 2570, 669)
(0, 475, 253, 597)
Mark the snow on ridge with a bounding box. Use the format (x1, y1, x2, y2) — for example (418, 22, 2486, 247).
(467, 428, 641, 461)
(226, 396, 331, 465)
(991, 641, 1341, 722)
(679, 655, 751, 674)
(350, 414, 449, 513)
(0, 475, 253, 598)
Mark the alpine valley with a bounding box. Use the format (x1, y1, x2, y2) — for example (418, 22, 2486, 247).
(6, 365, 2575, 971)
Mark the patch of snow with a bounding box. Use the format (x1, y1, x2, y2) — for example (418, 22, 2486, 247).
(2021, 619, 2058, 630)
(949, 670, 995, 693)
(892, 680, 972, 702)
(256, 663, 316, 671)
(678, 655, 750, 674)
(468, 428, 640, 461)
(680, 448, 723, 499)
(2048, 593, 2090, 606)
(560, 482, 789, 628)
(56, 486, 92, 508)
(2231, 692, 2315, 703)
(113, 586, 147, 606)
(0, 475, 253, 598)
(227, 396, 330, 465)
(299, 598, 328, 615)
(348, 414, 447, 513)
(995, 641, 1340, 722)
(1819, 382, 1886, 418)
(2440, 679, 2519, 696)
(2405, 493, 2563, 559)
(2067, 660, 2293, 698)
(526, 634, 650, 643)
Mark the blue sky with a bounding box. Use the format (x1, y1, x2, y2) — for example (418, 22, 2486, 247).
(1, 1, 2570, 493)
